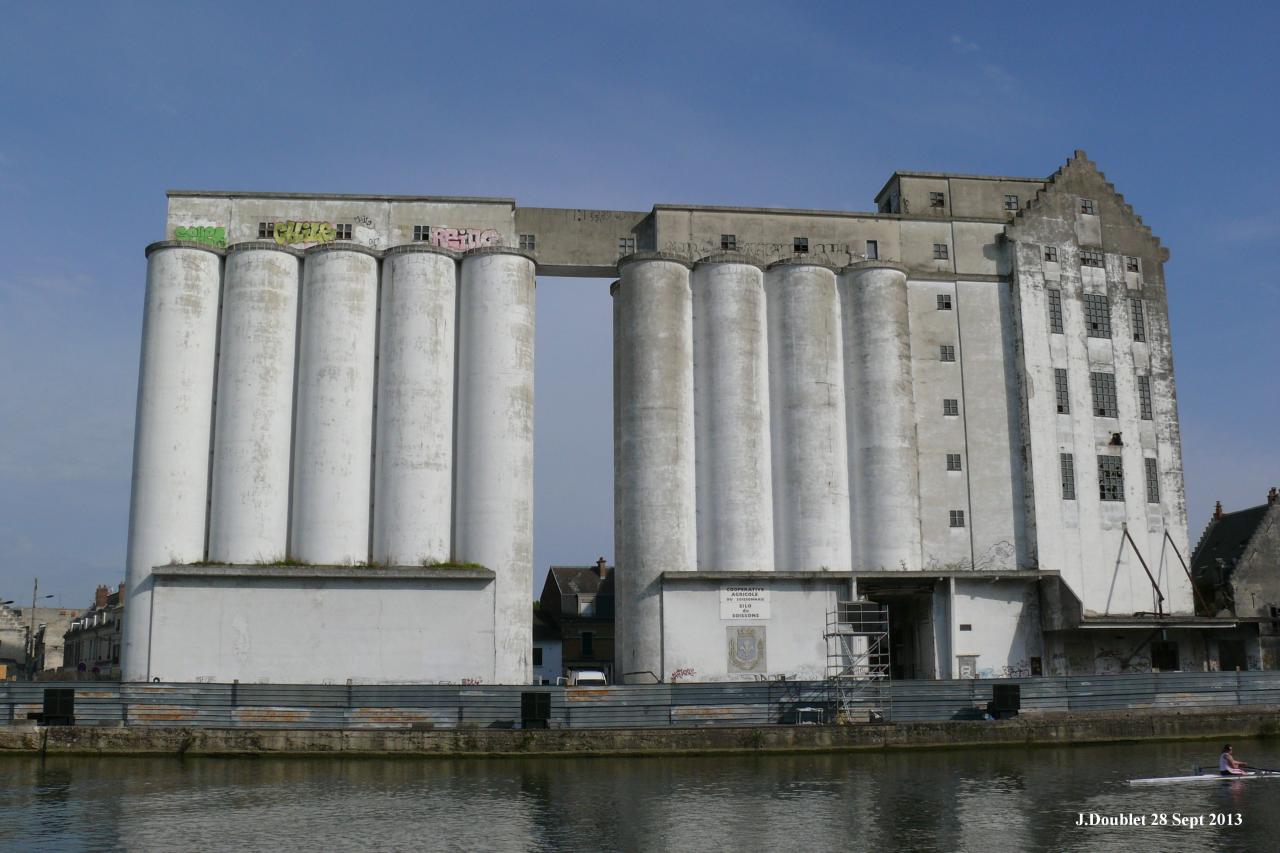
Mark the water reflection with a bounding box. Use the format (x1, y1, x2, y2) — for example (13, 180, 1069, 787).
(2, 738, 1278, 852)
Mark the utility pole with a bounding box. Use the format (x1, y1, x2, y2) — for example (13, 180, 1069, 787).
(28, 578, 37, 679)
(26, 578, 53, 679)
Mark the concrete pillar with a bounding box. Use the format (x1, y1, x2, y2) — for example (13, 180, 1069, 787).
(372, 246, 459, 565)
(454, 247, 536, 684)
(839, 261, 922, 570)
(691, 255, 774, 571)
(123, 242, 222, 681)
(764, 259, 852, 571)
(613, 253, 696, 683)
(290, 245, 379, 564)
(208, 243, 301, 564)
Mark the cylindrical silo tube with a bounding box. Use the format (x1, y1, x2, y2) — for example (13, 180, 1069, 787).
(122, 242, 223, 681)
(764, 259, 852, 572)
(454, 247, 537, 684)
(613, 253, 696, 684)
(290, 244, 379, 565)
(839, 260, 922, 571)
(373, 245, 459, 566)
(691, 254, 774, 572)
(208, 242, 301, 564)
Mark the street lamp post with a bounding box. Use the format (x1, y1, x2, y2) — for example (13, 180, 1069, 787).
(27, 579, 54, 679)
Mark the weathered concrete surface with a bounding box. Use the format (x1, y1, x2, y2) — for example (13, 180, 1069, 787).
(6, 708, 1279, 759)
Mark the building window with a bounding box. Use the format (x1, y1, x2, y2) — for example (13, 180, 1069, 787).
(949, 510, 966, 528)
(1125, 256, 1141, 273)
(1060, 452, 1076, 500)
(1090, 371, 1118, 418)
(959, 624, 973, 631)
(943, 398, 960, 417)
(1083, 293, 1111, 337)
(940, 344, 956, 362)
(1055, 368, 1070, 414)
(618, 236, 636, 255)
(336, 223, 353, 240)
(930, 191, 946, 208)
(1130, 298, 1146, 342)
(937, 294, 952, 310)
(532, 647, 543, 667)
(933, 243, 949, 260)
(257, 221, 275, 239)
(866, 239, 879, 260)
(721, 234, 737, 251)
(946, 453, 962, 472)
(1145, 457, 1160, 503)
(1080, 249, 1105, 268)
(1047, 288, 1064, 334)
(1080, 198, 1097, 215)
(1098, 455, 1124, 501)
(519, 234, 536, 251)
(1138, 375, 1153, 420)
(581, 632, 594, 657)
(1044, 246, 1058, 263)
(412, 225, 429, 242)
(793, 237, 809, 254)
(1004, 194, 1019, 211)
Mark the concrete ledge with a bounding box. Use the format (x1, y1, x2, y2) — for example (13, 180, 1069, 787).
(224, 241, 306, 257)
(4, 707, 1279, 759)
(152, 564, 494, 581)
(144, 240, 225, 258)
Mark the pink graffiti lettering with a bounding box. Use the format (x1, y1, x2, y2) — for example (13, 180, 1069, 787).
(428, 227, 501, 251)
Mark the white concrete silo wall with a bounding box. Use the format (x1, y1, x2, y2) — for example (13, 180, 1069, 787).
(839, 262, 922, 571)
(122, 245, 222, 681)
(613, 256, 697, 684)
(454, 249, 536, 685)
(372, 247, 458, 565)
(290, 247, 379, 564)
(207, 244, 300, 564)
(764, 261, 852, 572)
(691, 259, 774, 571)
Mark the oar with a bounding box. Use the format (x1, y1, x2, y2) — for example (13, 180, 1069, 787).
(1248, 766, 1280, 774)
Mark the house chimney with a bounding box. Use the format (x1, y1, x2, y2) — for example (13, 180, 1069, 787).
(1214, 501, 1224, 519)
(1269, 487, 1278, 505)
(596, 557, 609, 578)
(94, 585, 109, 609)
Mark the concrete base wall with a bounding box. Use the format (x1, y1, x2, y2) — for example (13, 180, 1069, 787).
(661, 577, 846, 682)
(147, 576, 496, 685)
(951, 579, 1043, 678)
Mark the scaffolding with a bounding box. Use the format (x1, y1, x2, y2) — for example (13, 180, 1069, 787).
(824, 600, 892, 723)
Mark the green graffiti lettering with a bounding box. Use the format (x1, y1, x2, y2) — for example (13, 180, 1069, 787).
(175, 225, 226, 248)
(273, 220, 336, 246)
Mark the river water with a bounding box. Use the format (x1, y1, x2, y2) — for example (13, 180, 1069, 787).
(3, 737, 1279, 851)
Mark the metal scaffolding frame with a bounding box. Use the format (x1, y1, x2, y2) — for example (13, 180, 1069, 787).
(824, 600, 892, 723)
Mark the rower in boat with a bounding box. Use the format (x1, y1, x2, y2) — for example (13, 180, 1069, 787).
(1221, 744, 1249, 777)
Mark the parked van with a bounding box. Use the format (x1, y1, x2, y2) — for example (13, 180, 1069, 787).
(564, 669, 608, 687)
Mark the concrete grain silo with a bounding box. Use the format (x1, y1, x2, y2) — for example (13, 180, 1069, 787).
(454, 247, 537, 685)
(764, 259, 852, 572)
(372, 245, 459, 566)
(289, 244, 379, 565)
(839, 260, 921, 571)
(122, 243, 222, 681)
(691, 255, 774, 572)
(612, 253, 697, 683)
(207, 242, 300, 564)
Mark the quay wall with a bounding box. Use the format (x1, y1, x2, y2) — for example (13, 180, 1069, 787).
(3, 708, 1280, 758)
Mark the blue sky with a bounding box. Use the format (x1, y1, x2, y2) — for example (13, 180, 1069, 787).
(1, 1, 1276, 606)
